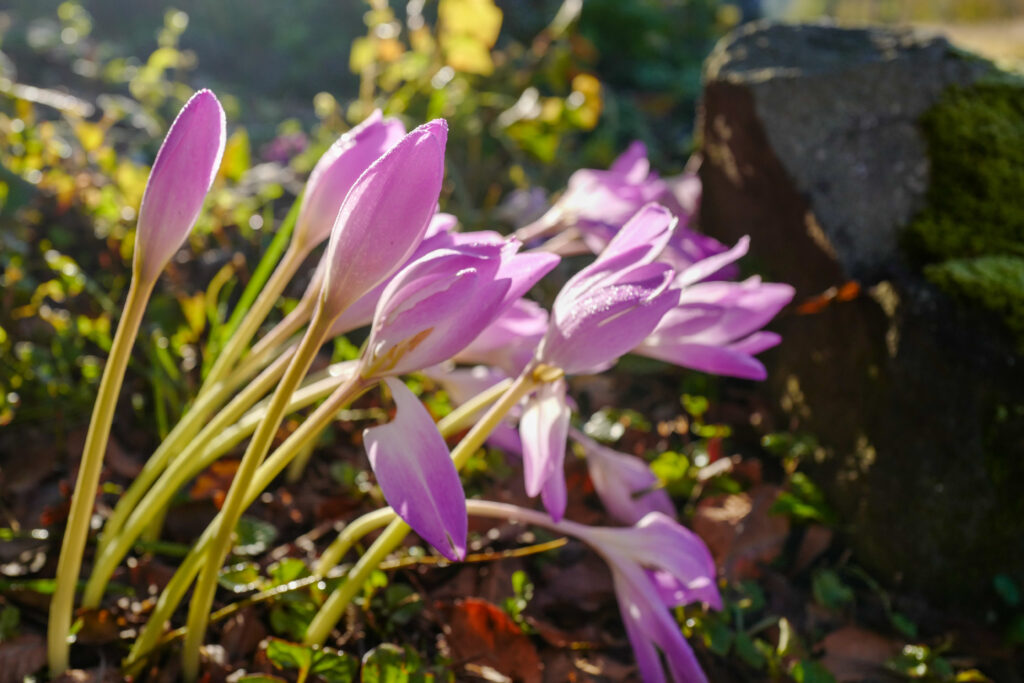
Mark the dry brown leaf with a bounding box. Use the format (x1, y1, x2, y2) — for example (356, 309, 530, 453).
(692, 484, 790, 581)
(820, 626, 901, 682)
(0, 634, 46, 683)
(441, 597, 543, 683)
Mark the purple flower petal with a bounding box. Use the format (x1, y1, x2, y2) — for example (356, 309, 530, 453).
(542, 262, 677, 375)
(320, 120, 447, 317)
(294, 110, 406, 250)
(574, 431, 675, 525)
(520, 379, 570, 518)
(364, 378, 466, 560)
(638, 341, 768, 380)
(134, 89, 226, 283)
(674, 235, 749, 288)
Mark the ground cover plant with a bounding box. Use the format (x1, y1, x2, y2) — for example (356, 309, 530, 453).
(2, 2, 1023, 683)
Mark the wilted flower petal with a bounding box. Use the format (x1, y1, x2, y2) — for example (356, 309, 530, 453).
(520, 378, 571, 519)
(573, 430, 674, 525)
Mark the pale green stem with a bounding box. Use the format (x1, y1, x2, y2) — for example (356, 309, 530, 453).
(126, 371, 367, 672)
(199, 243, 307, 397)
(182, 308, 334, 681)
(313, 509, 398, 578)
(303, 368, 543, 646)
(96, 336, 281, 558)
(82, 356, 353, 608)
(285, 439, 317, 484)
(47, 277, 153, 676)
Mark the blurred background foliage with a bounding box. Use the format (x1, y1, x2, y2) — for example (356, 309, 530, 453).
(0, 0, 734, 436)
(0, 0, 1021, 435)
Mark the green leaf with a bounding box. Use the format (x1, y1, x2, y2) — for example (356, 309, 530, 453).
(234, 516, 278, 556)
(811, 569, 854, 611)
(268, 558, 311, 586)
(310, 648, 359, 683)
(734, 632, 766, 670)
(237, 676, 290, 683)
(266, 638, 313, 672)
(219, 562, 264, 593)
(790, 660, 837, 683)
(994, 574, 1021, 607)
(361, 644, 433, 683)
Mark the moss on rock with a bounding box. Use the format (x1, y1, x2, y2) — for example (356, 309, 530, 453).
(909, 79, 1024, 341)
(925, 255, 1024, 345)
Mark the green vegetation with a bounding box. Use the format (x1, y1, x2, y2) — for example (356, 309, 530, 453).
(908, 80, 1024, 345)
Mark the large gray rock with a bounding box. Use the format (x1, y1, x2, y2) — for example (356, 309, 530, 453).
(699, 21, 1024, 605)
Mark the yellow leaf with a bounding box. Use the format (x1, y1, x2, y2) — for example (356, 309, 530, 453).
(218, 127, 250, 182)
(442, 34, 494, 76)
(439, 0, 502, 47)
(75, 120, 105, 152)
(350, 36, 375, 73)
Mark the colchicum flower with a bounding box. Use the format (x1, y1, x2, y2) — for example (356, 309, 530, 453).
(636, 275, 794, 380)
(523, 204, 679, 519)
(292, 110, 406, 252)
(133, 89, 226, 284)
(464, 501, 720, 683)
(571, 429, 674, 525)
(357, 240, 558, 557)
(319, 120, 449, 319)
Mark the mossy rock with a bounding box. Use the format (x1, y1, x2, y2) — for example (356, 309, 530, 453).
(925, 255, 1024, 347)
(909, 81, 1024, 260)
(909, 79, 1024, 342)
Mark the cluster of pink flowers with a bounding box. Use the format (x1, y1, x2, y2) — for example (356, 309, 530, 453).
(68, 90, 794, 682)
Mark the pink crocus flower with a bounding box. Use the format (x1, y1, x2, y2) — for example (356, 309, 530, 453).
(637, 275, 795, 380)
(465, 501, 720, 683)
(319, 120, 448, 319)
(522, 204, 679, 519)
(293, 110, 405, 252)
(357, 240, 558, 559)
(571, 429, 675, 525)
(133, 89, 226, 283)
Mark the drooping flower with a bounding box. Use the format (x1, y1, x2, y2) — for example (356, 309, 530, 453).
(319, 120, 448, 318)
(637, 275, 795, 380)
(571, 429, 674, 525)
(292, 110, 406, 252)
(133, 89, 226, 284)
(464, 501, 720, 683)
(364, 378, 467, 561)
(556, 141, 668, 247)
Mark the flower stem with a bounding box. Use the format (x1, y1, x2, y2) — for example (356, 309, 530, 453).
(125, 371, 367, 673)
(304, 369, 540, 645)
(83, 356, 353, 608)
(313, 509, 398, 578)
(182, 308, 336, 680)
(47, 277, 153, 676)
(199, 243, 305, 397)
(96, 312, 296, 560)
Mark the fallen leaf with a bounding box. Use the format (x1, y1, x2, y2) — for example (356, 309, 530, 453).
(440, 598, 542, 683)
(0, 634, 46, 683)
(692, 484, 790, 581)
(190, 460, 241, 509)
(794, 524, 834, 574)
(819, 626, 901, 682)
